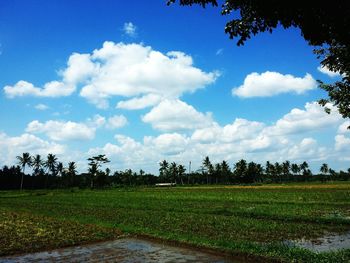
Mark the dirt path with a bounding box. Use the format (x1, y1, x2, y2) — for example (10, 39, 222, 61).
(0, 238, 242, 263)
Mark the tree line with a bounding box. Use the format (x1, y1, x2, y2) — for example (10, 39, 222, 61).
(0, 153, 349, 190)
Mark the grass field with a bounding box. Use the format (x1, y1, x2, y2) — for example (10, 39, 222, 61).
(0, 182, 350, 262)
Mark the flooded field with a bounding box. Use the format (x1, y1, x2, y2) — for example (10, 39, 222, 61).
(0, 238, 239, 263)
(286, 231, 350, 253)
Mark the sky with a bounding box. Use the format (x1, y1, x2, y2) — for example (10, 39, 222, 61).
(0, 0, 349, 174)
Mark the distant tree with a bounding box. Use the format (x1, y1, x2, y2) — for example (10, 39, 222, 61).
(16, 152, 31, 190)
(87, 155, 110, 189)
(274, 162, 282, 182)
(282, 161, 291, 180)
(169, 0, 350, 125)
(177, 164, 186, 185)
(234, 159, 247, 183)
(67, 161, 77, 187)
(265, 161, 274, 180)
(214, 163, 221, 184)
(202, 156, 212, 184)
(220, 160, 231, 183)
(169, 162, 178, 184)
(88, 162, 98, 188)
(45, 154, 58, 176)
(159, 160, 169, 182)
(56, 162, 64, 177)
(32, 154, 43, 176)
(320, 163, 329, 175)
(67, 162, 77, 176)
(291, 163, 300, 176)
(300, 161, 309, 172)
(329, 168, 337, 178)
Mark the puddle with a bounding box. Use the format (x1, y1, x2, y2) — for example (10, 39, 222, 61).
(285, 231, 350, 253)
(0, 238, 242, 263)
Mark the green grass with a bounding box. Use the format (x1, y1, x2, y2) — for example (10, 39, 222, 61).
(0, 182, 350, 262)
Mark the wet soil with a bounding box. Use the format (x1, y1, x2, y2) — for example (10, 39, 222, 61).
(285, 231, 350, 252)
(0, 238, 240, 263)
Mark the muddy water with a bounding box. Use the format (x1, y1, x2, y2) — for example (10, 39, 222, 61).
(0, 238, 241, 263)
(285, 231, 350, 252)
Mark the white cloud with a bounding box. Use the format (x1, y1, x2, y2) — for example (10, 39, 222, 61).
(191, 118, 265, 143)
(0, 132, 65, 167)
(106, 115, 128, 129)
(35, 104, 49, 110)
(4, 42, 217, 109)
(61, 53, 97, 84)
(116, 94, 162, 110)
(337, 121, 350, 134)
(335, 135, 350, 151)
(264, 102, 341, 136)
(142, 99, 214, 132)
(287, 138, 326, 161)
(26, 120, 97, 141)
(123, 22, 137, 37)
(144, 133, 188, 155)
(317, 65, 341, 78)
(88, 100, 344, 173)
(79, 42, 218, 108)
(87, 114, 106, 128)
(4, 80, 75, 98)
(232, 71, 317, 98)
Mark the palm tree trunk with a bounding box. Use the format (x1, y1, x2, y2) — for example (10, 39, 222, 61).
(20, 166, 25, 191)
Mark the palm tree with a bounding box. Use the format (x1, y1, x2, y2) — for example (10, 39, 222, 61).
(221, 160, 231, 183)
(56, 162, 64, 177)
(88, 162, 98, 189)
(320, 163, 329, 175)
(44, 153, 58, 188)
(16, 152, 31, 190)
(169, 162, 178, 184)
(67, 161, 77, 176)
(32, 154, 43, 176)
(202, 156, 212, 184)
(214, 163, 222, 184)
(291, 163, 300, 176)
(67, 161, 77, 187)
(45, 153, 58, 176)
(177, 164, 186, 185)
(87, 154, 110, 189)
(159, 160, 169, 182)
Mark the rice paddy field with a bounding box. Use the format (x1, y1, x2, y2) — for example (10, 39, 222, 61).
(0, 182, 350, 262)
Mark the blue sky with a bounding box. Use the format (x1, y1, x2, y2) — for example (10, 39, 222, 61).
(0, 0, 349, 173)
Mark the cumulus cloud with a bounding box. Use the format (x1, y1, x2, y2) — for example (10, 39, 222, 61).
(232, 71, 317, 98)
(0, 132, 65, 166)
(317, 65, 341, 78)
(264, 102, 341, 136)
(123, 22, 137, 37)
(106, 115, 128, 129)
(4, 80, 75, 98)
(116, 94, 162, 110)
(335, 135, 350, 151)
(337, 121, 350, 134)
(144, 133, 188, 155)
(25, 113, 127, 141)
(35, 104, 49, 110)
(191, 118, 265, 143)
(4, 42, 217, 109)
(26, 120, 97, 141)
(142, 99, 214, 132)
(79, 42, 218, 108)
